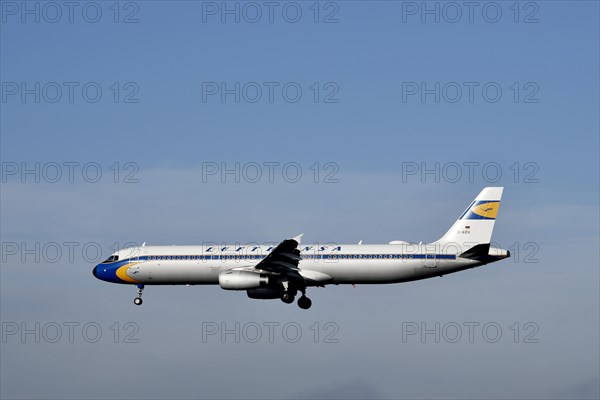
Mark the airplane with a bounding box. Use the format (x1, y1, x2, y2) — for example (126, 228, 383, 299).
(93, 187, 510, 309)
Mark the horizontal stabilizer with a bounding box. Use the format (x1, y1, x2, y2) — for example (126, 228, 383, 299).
(460, 243, 510, 264)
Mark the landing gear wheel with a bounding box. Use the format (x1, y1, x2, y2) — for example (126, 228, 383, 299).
(297, 296, 312, 310)
(133, 284, 144, 306)
(281, 292, 295, 304)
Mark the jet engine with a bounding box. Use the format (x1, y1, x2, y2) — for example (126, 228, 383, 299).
(246, 287, 283, 299)
(218, 270, 269, 290)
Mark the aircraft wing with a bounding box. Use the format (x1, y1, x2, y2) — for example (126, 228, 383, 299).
(254, 234, 303, 277)
(250, 234, 331, 286)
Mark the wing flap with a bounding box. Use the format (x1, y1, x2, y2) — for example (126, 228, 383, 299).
(255, 235, 303, 276)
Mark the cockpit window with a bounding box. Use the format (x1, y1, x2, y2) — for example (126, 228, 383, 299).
(102, 255, 119, 263)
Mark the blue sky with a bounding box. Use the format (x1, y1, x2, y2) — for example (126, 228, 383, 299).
(1, 1, 599, 399)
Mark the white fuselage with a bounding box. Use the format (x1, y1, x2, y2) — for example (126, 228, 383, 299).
(97, 243, 483, 286)
(93, 187, 509, 308)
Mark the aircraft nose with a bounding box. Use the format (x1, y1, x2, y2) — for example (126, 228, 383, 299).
(92, 265, 98, 278)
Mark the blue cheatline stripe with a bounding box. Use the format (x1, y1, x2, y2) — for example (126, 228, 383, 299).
(461, 213, 495, 220)
(110, 254, 458, 263)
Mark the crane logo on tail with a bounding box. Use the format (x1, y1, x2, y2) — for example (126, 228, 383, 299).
(460, 201, 500, 220)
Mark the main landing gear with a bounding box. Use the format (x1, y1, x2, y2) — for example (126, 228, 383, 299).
(280, 288, 312, 309)
(297, 295, 312, 310)
(281, 291, 295, 304)
(133, 284, 144, 306)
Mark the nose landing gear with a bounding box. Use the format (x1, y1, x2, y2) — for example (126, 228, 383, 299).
(133, 284, 144, 306)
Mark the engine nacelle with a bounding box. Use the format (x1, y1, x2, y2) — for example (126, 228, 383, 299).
(219, 270, 269, 290)
(247, 287, 283, 299)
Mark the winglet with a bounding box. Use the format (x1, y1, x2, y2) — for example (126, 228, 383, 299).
(291, 234, 304, 244)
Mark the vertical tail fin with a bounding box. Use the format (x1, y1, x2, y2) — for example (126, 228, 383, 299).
(435, 187, 504, 251)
